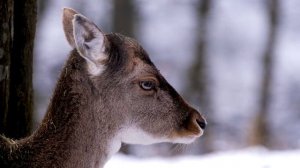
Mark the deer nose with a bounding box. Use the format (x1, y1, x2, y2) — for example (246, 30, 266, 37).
(191, 110, 207, 130)
(196, 119, 206, 130)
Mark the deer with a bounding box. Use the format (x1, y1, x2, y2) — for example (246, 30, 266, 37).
(0, 8, 206, 168)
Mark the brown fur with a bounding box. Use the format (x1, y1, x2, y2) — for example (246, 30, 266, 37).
(0, 8, 206, 168)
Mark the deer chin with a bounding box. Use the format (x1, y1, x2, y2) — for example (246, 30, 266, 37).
(119, 126, 169, 145)
(118, 126, 202, 146)
(169, 127, 204, 144)
(171, 135, 200, 144)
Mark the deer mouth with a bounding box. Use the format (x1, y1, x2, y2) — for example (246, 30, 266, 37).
(169, 122, 204, 144)
(170, 107, 206, 143)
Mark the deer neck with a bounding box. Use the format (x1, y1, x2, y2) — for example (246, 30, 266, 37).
(26, 51, 121, 168)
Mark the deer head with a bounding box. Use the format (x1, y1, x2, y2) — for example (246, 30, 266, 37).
(62, 8, 206, 147)
(0, 7, 207, 168)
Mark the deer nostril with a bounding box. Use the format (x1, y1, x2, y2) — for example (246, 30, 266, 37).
(196, 119, 206, 130)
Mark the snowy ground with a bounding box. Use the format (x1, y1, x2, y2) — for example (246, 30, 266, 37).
(106, 147, 300, 168)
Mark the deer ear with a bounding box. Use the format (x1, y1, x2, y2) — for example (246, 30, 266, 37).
(62, 8, 78, 47)
(73, 14, 108, 75)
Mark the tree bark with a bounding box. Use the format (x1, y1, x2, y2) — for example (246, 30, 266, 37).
(112, 0, 136, 37)
(0, 0, 13, 134)
(186, 0, 214, 153)
(250, 0, 279, 147)
(4, 0, 37, 139)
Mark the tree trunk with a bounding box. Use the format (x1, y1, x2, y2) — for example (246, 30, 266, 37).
(0, 0, 13, 134)
(112, 0, 136, 37)
(186, 0, 214, 153)
(3, 0, 37, 139)
(250, 0, 279, 147)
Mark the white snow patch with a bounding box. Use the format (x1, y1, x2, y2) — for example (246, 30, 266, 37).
(106, 147, 300, 168)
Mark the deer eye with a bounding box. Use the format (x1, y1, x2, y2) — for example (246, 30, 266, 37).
(140, 81, 156, 91)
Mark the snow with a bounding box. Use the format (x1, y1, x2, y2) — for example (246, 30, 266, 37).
(106, 147, 300, 168)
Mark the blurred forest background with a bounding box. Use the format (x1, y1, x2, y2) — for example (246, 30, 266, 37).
(1, 0, 300, 157)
